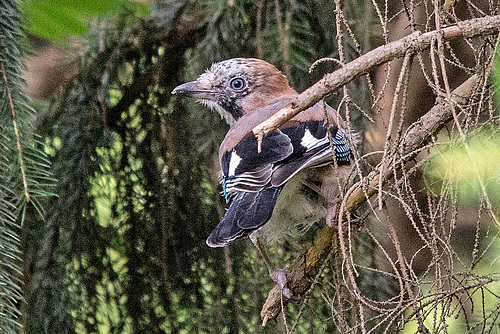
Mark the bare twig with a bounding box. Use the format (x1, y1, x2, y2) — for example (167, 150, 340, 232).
(252, 15, 500, 144)
(260, 74, 480, 323)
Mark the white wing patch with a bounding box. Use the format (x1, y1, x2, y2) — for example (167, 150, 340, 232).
(228, 151, 242, 176)
(301, 128, 328, 151)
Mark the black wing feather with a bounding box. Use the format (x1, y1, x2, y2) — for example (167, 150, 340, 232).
(206, 186, 283, 247)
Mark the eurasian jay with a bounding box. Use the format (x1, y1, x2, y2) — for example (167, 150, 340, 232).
(172, 58, 355, 291)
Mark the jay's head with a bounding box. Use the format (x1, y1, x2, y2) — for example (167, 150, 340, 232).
(172, 58, 296, 125)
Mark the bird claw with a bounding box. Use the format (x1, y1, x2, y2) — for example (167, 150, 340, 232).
(270, 267, 293, 298)
(270, 266, 288, 289)
(326, 198, 363, 230)
(350, 211, 363, 231)
(282, 287, 293, 299)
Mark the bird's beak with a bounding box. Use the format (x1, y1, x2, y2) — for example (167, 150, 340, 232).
(171, 81, 215, 100)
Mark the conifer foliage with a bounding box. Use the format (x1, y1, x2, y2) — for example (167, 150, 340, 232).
(0, 1, 53, 333)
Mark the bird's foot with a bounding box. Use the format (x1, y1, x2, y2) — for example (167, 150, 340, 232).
(327, 212, 364, 232)
(326, 200, 364, 230)
(270, 267, 293, 299)
(350, 211, 363, 231)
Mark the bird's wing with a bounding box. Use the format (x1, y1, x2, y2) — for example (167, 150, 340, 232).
(220, 130, 293, 199)
(206, 186, 283, 247)
(271, 119, 353, 187)
(210, 119, 353, 247)
(209, 130, 292, 247)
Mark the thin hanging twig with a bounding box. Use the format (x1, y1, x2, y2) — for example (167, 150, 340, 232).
(260, 74, 480, 323)
(252, 15, 500, 145)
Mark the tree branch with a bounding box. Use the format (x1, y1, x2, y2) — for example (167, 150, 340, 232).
(252, 15, 500, 142)
(260, 74, 480, 324)
(259, 15, 499, 324)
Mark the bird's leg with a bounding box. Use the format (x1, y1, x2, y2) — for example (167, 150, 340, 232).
(326, 199, 340, 228)
(249, 231, 292, 298)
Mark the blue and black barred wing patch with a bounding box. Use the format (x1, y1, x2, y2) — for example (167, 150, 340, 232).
(331, 128, 353, 164)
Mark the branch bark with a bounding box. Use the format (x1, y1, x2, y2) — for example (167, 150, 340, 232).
(260, 74, 480, 323)
(252, 15, 500, 141)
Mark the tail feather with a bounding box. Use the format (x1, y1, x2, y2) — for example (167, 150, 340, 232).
(206, 187, 282, 247)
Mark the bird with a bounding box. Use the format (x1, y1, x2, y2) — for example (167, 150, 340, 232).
(172, 58, 355, 292)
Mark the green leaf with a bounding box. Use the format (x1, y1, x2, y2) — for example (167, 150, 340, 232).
(20, 0, 149, 42)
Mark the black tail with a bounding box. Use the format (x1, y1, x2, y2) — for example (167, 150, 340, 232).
(206, 187, 282, 247)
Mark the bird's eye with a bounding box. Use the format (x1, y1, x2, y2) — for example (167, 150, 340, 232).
(230, 78, 246, 90)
